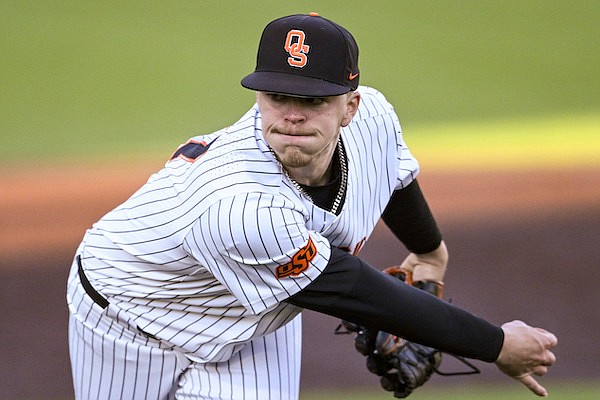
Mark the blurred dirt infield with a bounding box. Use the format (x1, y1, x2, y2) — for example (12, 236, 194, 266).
(1, 164, 599, 399)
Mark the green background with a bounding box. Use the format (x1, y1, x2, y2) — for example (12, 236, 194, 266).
(300, 382, 600, 400)
(1, 0, 598, 165)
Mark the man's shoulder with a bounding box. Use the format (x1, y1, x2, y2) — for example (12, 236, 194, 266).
(355, 86, 396, 120)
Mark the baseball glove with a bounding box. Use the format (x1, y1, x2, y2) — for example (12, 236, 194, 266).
(336, 267, 444, 398)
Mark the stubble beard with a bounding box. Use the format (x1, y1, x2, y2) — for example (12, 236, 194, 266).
(277, 147, 311, 169)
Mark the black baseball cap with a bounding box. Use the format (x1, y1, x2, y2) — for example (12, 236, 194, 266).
(241, 12, 360, 97)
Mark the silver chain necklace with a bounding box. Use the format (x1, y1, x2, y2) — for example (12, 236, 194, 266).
(272, 139, 348, 215)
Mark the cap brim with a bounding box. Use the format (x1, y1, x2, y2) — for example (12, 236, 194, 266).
(241, 71, 351, 97)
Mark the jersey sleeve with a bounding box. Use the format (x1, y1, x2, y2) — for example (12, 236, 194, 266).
(358, 87, 420, 190)
(182, 192, 331, 315)
(392, 110, 420, 190)
(289, 248, 503, 362)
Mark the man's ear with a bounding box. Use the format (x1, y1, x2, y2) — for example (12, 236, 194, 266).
(341, 91, 361, 127)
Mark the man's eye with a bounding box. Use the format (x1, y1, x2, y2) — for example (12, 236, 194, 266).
(265, 93, 326, 105)
(304, 97, 325, 105)
(268, 94, 287, 102)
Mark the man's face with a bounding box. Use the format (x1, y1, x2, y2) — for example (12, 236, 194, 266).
(257, 91, 360, 171)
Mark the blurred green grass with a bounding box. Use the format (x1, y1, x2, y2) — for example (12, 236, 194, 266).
(51, 382, 600, 400)
(1, 0, 599, 164)
(300, 381, 600, 400)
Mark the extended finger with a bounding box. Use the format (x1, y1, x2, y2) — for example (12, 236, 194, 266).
(519, 374, 548, 397)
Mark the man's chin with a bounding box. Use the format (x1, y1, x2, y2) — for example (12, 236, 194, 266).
(277, 148, 311, 169)
(281, 156, 310, 169)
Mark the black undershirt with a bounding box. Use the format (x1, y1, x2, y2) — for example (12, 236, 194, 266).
(301, 157, 441, 254)
(382, 180, 442, 254)
(288, 248, 504, 362)
(289, 179, 503, 362)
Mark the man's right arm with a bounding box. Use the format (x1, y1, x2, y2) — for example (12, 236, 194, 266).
(287, 247, 558, 396)
(287, 247, 504, 362)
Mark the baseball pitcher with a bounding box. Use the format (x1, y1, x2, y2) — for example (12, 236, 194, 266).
(67, 13, 557, 400)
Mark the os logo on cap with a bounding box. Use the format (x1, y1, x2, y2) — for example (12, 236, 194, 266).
(241, 13, 360, 97)
(284, 30, 310, 68)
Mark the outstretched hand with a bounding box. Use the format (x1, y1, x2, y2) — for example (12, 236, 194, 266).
(495, 320, 558, 397)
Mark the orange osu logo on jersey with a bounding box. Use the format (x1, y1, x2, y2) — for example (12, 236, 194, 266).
(284, 29, 310, 68)
(276, 237, 317, 279)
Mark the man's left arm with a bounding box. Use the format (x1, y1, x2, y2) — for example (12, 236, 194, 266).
(382, 179, 447, 283)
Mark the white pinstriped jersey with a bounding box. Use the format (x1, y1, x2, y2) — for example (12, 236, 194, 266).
(78, 86, 419, 363)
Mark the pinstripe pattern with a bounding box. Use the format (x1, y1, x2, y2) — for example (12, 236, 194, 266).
(68, 261, 190, 400)
(68, 258, 301, 400)
(66, 86, 418, 399)
(177, 317, 301, 399)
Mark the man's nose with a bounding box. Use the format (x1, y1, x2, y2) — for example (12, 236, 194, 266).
(283, 102, 307, 124)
